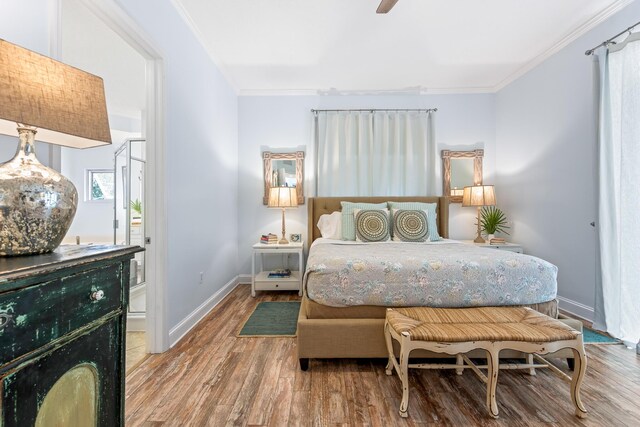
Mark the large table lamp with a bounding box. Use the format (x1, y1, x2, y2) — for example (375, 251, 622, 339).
(462, 185, 496, 244)
(0, 39, 111, 256)
(268, 187, 298, 244)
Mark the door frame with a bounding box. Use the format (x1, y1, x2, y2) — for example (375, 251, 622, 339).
(78, 0, 169, 353)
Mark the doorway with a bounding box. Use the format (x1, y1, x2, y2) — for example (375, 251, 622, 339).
(59, 0, 168, 358)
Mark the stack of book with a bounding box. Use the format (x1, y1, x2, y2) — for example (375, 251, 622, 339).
(260, 233, 278, 244)
(490, 237, 506, 245)
(268, 269, 291, 278)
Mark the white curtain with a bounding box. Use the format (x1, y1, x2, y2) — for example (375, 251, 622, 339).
(315, 110, 436, 197)
(595, 34, 640, 346)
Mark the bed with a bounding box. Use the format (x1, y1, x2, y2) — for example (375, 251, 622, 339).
(297, 196, 568, 370)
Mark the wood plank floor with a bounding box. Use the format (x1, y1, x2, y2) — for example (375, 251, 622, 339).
(126, 331, 148, 375)
(125, 285, 640, 426)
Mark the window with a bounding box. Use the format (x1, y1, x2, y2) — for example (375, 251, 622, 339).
(86, 169, 114, 201)
(314, 110, 437, 197)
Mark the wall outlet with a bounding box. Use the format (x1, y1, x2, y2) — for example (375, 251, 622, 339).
(199, 272, 204, 284)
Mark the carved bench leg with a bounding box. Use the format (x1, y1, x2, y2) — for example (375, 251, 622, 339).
(384, 321, 394, 376)
(456, 354, 464, 375)
(486, 349, 500, 418)
(527, 353, 536, 376)
(399, 333, 411, 418)
(570, 344, 588, 419)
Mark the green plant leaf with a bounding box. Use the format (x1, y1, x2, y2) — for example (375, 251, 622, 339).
(130, 199, 142, 215)
(479, 206, 510, 235)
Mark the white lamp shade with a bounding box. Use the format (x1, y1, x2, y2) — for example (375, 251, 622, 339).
(462, 185, 496, 207)
(0, 38, 111, 148)
(268, 187, 298, 208)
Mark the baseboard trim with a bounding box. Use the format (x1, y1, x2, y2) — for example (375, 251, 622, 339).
(238, 274, 252, 284)
(557, 296, 594, 322)
(127, 312, 146, 332)
(169, 275, 241, 347)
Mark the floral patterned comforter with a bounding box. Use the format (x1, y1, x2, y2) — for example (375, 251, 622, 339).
(304, 240, 557, 307)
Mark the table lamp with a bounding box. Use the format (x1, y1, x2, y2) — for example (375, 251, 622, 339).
(268, 187, 298, 244)
(0, 39, 111, 256)
(462, 185, 496, 244)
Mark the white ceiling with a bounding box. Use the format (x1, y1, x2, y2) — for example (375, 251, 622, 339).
(174, 0, 630, 95)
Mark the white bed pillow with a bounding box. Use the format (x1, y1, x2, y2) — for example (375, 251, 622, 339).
(317, 211, 342, 239)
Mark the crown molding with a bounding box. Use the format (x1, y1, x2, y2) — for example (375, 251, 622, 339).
(239, 86, 496, 97)
(239, 89, 318, 97)
(170, 0, 239, 95)
(493, 0, 634, 91)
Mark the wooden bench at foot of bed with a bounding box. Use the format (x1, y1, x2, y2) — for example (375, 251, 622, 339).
(296, 298, 583, 371)
(384, 306, 587, 420)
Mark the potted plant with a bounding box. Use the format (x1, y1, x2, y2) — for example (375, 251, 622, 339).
(479, 206, 510, 241)
(130, 199, 142, 224)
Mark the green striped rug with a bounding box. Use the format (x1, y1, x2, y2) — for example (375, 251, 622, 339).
(583, 327, 619, 344)
(238, 301, 301, 337)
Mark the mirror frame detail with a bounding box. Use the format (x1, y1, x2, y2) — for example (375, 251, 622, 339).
(441, 149, 484, 203)
(262, 151, 305, 205)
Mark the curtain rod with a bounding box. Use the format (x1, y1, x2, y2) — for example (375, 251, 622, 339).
(585, 19, 640, 55)
(311, 108, 437, 114)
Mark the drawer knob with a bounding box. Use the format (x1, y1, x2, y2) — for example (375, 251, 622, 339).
(0, 313, 12, 329)
(90, 290, 105, 301)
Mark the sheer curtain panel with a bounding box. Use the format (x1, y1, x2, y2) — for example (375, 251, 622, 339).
(315, 110, 436, 197)
(595, 33, 640, 347)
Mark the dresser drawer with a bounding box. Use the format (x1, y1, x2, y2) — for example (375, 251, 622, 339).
(0, 263, 123, 365)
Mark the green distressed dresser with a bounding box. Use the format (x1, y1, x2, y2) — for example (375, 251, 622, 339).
(0, 245, 142, 426)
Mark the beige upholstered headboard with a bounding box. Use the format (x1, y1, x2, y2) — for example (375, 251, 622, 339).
(307, 196, 450, 247)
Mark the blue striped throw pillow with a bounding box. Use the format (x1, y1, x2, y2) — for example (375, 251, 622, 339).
(341, 202, 388, 240)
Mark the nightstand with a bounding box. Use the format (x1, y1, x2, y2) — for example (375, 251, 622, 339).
(462, 240, 524, 254)
(251, 242, 304, 297)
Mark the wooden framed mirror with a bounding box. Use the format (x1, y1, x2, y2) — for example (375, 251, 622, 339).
(442, 149, 483, 203)
(263, 151, 305, 205)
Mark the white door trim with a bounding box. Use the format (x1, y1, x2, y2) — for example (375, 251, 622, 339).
(80, 0, 169, 353)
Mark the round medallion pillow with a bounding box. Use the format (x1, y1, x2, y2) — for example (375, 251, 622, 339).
(393, 209, 428, 242)
(354, 209, 390, 242)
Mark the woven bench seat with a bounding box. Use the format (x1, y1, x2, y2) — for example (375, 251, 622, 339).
(387, 306, 579, 343)
(384, 306, 587, 420)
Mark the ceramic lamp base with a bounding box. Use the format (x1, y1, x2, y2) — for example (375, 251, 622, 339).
(474, 207, 485, 244)
(279, 208, 289, 244)
(0, 127, 77, 256)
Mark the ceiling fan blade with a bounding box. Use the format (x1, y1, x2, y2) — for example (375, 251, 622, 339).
(376, 0, 399, 14)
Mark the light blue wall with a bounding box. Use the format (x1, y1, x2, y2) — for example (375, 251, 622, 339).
(0, 1, 51, 53)
(237, 94, 496, 274)
(496, 1, 640, 319)
(117, 0, 239, 329)
(0, 0, 56, 167)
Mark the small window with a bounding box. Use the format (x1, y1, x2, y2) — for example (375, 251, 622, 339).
(86, 169, 114, 201)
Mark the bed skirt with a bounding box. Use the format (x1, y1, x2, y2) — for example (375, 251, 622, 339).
(303, 297, 558, 320)
(297, 297, 576, 361)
